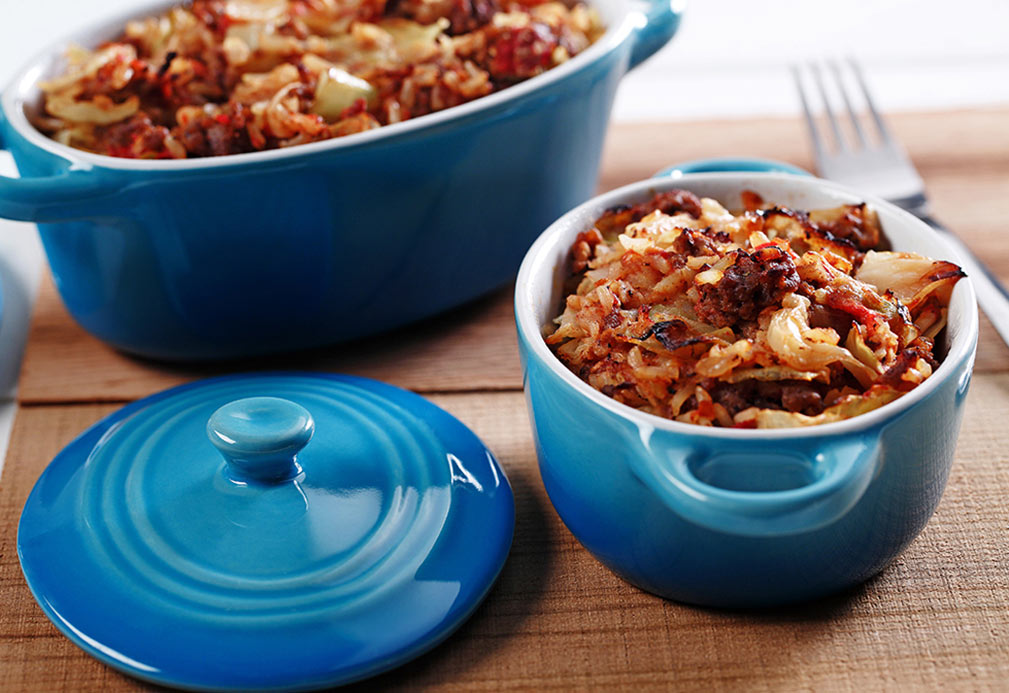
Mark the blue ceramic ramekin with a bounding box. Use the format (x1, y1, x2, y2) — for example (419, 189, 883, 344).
(0, 0, 684, 361)
(514, 163, 978, 607)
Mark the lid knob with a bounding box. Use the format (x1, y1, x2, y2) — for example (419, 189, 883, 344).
(207, 397, 315, 484)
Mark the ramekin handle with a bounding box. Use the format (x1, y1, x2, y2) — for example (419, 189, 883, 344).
(653, 157, 813, 178)
(628, 0, 686, 70)
(629, 431, 881, 537)
(0, 112, 122, 223)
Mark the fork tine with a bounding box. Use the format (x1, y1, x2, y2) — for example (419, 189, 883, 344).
(791, 64, 826, 162)
(849, 58, 894, 144)
(811, 62, 846, 151)
(828, 60, 868, 148)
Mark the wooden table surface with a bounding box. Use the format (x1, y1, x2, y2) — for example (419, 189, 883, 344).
(2, 109, 1008, 691)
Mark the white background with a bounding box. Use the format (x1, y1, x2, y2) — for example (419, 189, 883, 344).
(0, 0, 1007, 468)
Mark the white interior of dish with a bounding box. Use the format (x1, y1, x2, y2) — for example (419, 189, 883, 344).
(1, 0, 647, 170)
(515, 172, 979, 438)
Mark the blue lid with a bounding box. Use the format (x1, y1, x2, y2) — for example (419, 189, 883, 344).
(17, 373, 514, 691)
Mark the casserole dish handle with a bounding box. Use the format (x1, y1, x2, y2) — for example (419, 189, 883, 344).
(0, 113, 121, 223)
(628, 430, 882, 537)
(629, 0, 685, 70)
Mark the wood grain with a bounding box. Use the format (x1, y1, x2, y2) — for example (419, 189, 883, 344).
(18, 278, 522, 404)
(596, 108, 1009, 192)
(2, 380, 1008, 691)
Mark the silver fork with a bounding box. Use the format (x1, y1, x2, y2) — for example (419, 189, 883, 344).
(792, 59, 1009, 348)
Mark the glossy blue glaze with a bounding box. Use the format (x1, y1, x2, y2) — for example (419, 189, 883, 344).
(207, 397, 316, 483)
(18, 373, 515, 690)
(654, 157, 812, 178)
(519, 329, 973, 606)
(0, 0, 683, 361)
(514, 164, 979, 607)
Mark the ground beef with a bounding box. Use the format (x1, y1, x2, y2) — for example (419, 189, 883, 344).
(392, 0, 500, 34)
(780, 384, 824, 414)
(878, 344, 939, 390)
(595, 190, 704, 235)
(486, 23, 559, 81)
(174, 105, 254, 157)
(815, 204, 880, 251)
(101, 113, 175, 158)
(646, 190, 704, 220)
(808, 303, 854, 342)
(672, 228, 721, 257)
(706, 379, 827, 417)
(695, 246, 800, 328)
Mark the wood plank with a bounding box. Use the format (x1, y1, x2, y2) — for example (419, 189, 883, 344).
(3, 378, 1009, 691)
(596, 107, 1009, 192)
(18, 277, 522, 404)
(0, 403, 125, 691)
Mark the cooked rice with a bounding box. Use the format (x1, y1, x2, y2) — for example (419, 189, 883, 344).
(545, 189, 966, 428)
(33, 0, 603, 158)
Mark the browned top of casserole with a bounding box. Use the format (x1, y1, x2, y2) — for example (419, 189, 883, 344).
(31, 0, 603, 158)
(545, 189, 966, 428)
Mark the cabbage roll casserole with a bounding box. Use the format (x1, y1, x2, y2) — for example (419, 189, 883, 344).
(546, 190, 966, 428)
(33, 0, 603, 158)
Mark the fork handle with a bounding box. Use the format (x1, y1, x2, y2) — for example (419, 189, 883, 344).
(919, 213, 1009, 349)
